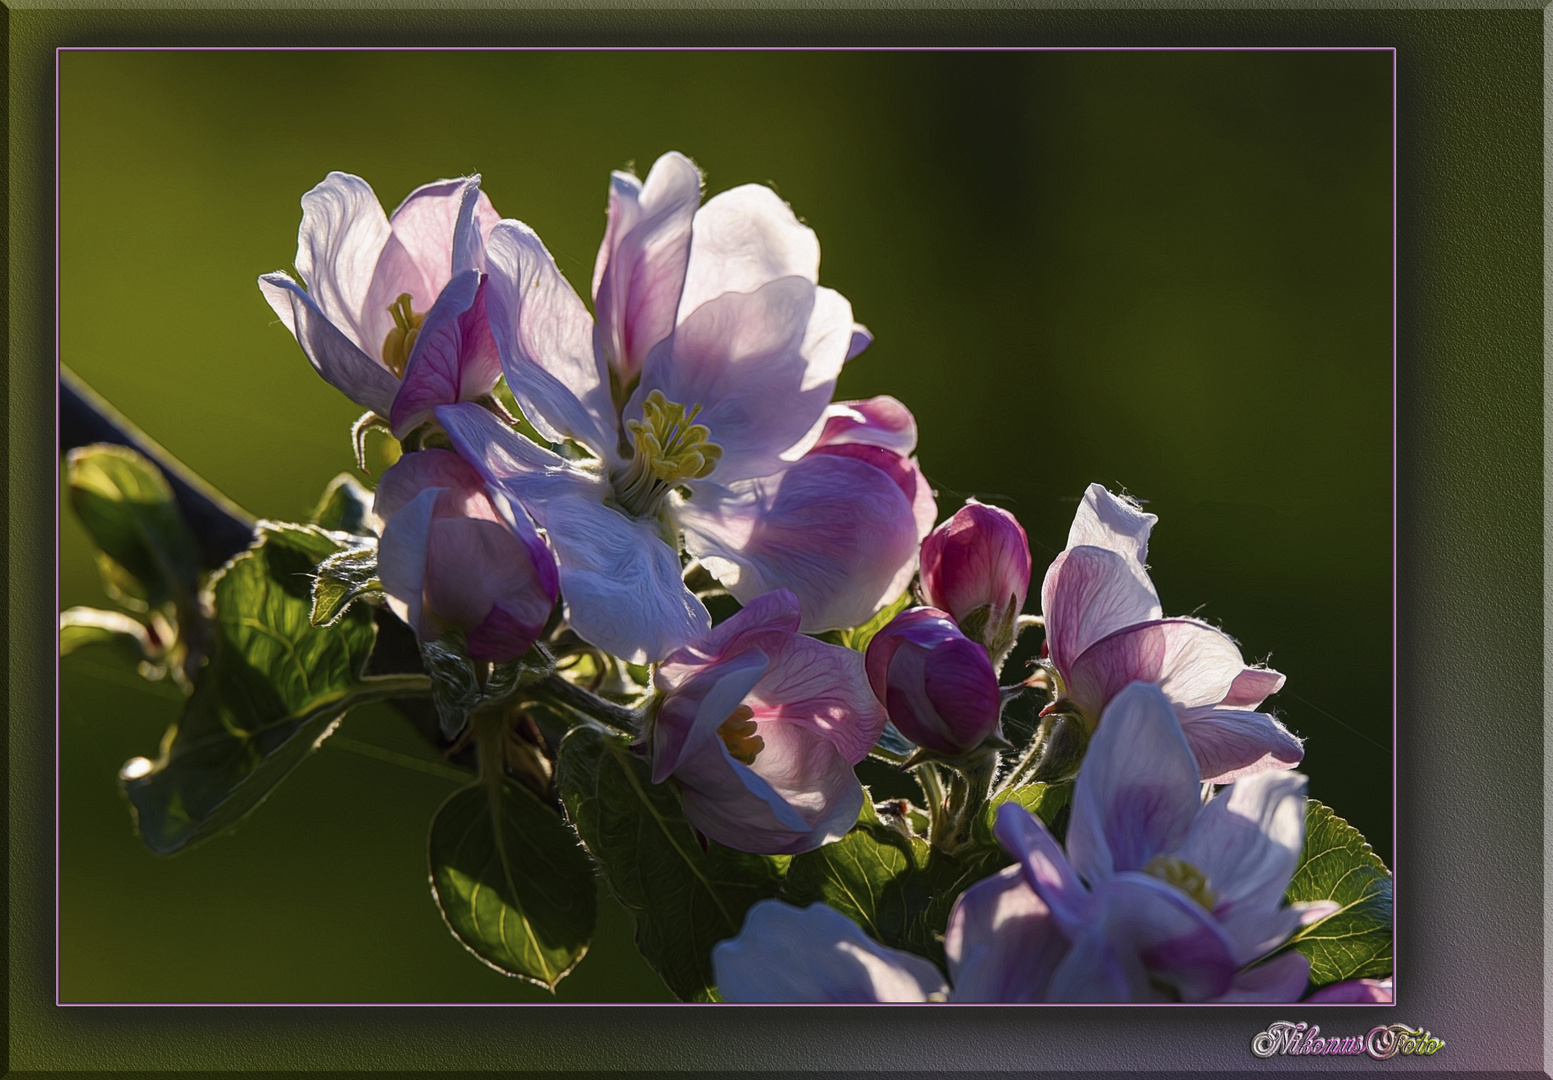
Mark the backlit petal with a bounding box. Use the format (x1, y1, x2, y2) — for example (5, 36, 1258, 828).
(677, 183, 821, 320)
(945, 866, 1069, 1003)
(293, 172, 391, 351)
(1040, 546, 1162, 679)
(258, 272, 399, 415)
(1176, 706, 1305, 784)
(390, 270, 502, 437)
(1065, 618, 1245, 717)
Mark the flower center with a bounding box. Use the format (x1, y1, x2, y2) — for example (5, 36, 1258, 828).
(609, 390, 724, 518)
(717, 704, 764, 766)
(381, 293, 424, 378)
(1142, 855, 1218, 911)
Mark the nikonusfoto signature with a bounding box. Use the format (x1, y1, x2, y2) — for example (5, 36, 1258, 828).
(1252, 1022, 1444, 1060)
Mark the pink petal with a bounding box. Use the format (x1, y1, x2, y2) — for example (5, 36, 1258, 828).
(1040, 546, 1162, 680)
(1065, 618, 1245, 718)
(1222, 666, 1287, 708)
(747, 631, 887, 764)
(389, 270, 502, 437)
(1086, 874, 1239, 1002)
(386, 175, 499, 298)
(806, 443, 937, 541)
(651, 647, 771, 782)
(484, 222, 616, 458)
(593, 152, 701, 384)
(678, 452, 918, 635)
(435, 402, 600, 522)
(1176, 706, 1305, 784)
(424, 514, 553, 659)
(945, 865, 1069, 1002)
(1066, 682, 1201, 883)
(258, 272, 400, 416)
(372, 448, 483, 521)
(674, 722, 864, 855)
(676, 183, 821, 321)
(811, 396, 919, 456)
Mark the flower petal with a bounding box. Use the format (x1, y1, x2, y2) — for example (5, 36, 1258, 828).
(1177, 768, 1308, 961)
(945, 865, 1069, 1002)
(292, 171, 391, 352)
(811, 395, 919, 457)
(386, 175, 499, 296)
(1213, 950, 1310, 1002)
(1222, 666, 1287, 709)
(677, 183, 821, 320)
(637, 277, 852, 483)
(424, 515, 553, 661)
(1067, 682, 1201, 883)
(593, 152, 701, 382)
(747, 631, 887, 764)
(1176, 706, 1305, 784)
(992, 803, 1091, 937)
(372, 447, 483, 521)
(1046, 927, 1142, 1002)
(1065, 618, 1246, 717)
(258, 272, 399, 416)
(807, 444, 938, 543)
(1040, 546, 1162, 679)
(846, 325, 873, 361)
(484, 221, 617, 457)
(541, 494, 710, 664)
(389, 270, 502, 437)
(1094, 873, 1240, 1002)
(714, 900, 949, 1003)
(1305, 977, 1393, 1003)
(435, 401, 599, 521)
(1067, 483, 1158, 566)
(376, 486, 438, 639)
(651, 647, 771, 783)
(678, 452, 918, 635)
(673, 723, 863, 855)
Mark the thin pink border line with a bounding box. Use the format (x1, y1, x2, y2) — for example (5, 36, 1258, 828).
(54, 40, 1403, 1006)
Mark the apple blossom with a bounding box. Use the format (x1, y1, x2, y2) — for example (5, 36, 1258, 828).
(920, 499, 1031, 661)
(865, 608, 1001, 756)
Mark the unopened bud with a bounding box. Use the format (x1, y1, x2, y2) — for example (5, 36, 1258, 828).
(865, 608, 1001, 756)
(919, 500, 1031, 664)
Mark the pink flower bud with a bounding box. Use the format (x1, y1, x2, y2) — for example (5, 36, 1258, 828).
(375, 450, 558, 662)
(865, 608, 1001, 756)
(919, 500, 1032, 660)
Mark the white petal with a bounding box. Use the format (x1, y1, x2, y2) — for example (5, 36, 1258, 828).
(1040, 546, 1162, 679)
(1067, 682, 1201, 884)
(677, 183, 821, 321)
(945, 866, 1069, 1003)
(1065, 618, 1245, 717)
(258, 273, 399, 415)
(485, 222, 617, 458)
(714, 901, 948, 1003)
(435, 402, 599, 526)
(1177, 706, 1305, 784)
(376, 486, 439, 639)
(678, 453, 918, 634)
(637, 277, 848, 482)
(293, 172, 391, 352)
(542, 495, 710, 664)
(1067, 483, 1158, 565)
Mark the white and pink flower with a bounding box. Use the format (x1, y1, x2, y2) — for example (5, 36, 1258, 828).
(1041, 484, 1302, 783)
(649, 590, 888, 855)
(438, 152, 931, 663)
(259, 173, 502, 438)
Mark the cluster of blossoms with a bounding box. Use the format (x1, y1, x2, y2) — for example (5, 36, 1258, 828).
(258, 154, 1379, 1004)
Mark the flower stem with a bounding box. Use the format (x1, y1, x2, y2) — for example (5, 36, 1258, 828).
(526, 672, 644, 735)
(915, 764, 948, 846)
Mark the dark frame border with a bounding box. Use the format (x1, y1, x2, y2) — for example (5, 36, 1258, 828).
(12, 7, 1543, 1076)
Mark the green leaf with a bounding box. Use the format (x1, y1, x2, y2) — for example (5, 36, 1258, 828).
(59, 606, 156, 662)
(120, 523, 421, 854)
(555, 724, 786, 1000)
(974, 783, 1071, 847)
(67, 444, 201, 612)
(428, 778, 597, 989)
(310, 542, 381, 627)
(420, 635, 556, 739)
(310, 472, 378, 536)
(839, 590, 913, 653)
(1282, 799, 1393, 986)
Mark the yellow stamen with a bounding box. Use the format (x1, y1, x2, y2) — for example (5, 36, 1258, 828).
(609, 389, 724, 517)
(381, 293, 424, 378)
(1142, 855, 1218, 911)
(717, 704, 764, 766)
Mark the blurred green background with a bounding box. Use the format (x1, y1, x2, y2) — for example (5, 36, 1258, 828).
(59, 49, 1392, 1003)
